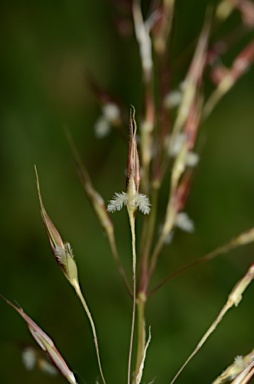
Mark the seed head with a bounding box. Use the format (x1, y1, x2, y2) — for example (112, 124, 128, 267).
(107, 106, 151, 216)
(34, 166, 79, 288)
(127, 105, 140, 194)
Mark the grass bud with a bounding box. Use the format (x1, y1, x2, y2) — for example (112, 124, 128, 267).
(35, 166, 79, 288)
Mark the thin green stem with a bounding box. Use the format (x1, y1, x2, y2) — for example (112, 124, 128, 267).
(149, 244, 228, 296)
(73, 282, 106, 384)
(148, 234, 165, 279)
(170, 304, 229, 384)
(139, 186, 159, 291)
(133, 181, 159, 383)
(149, 230, 254, 296)
(142, 187, 159, 267)
(170, 263, 254, 384)
(134, 292, 146, 377)
(127, 210, 137, 384)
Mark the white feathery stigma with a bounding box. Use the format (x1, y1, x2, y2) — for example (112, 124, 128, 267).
(107, 192, 150, 215)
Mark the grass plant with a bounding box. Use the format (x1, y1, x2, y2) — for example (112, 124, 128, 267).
(2, 1, 254, 383)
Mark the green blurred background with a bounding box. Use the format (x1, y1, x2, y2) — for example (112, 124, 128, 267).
(1, 0, 254, 383)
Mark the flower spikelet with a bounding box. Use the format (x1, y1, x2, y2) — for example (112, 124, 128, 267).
(34, 166, 79, 288)
(107, 192, 150, 215)
(107, 106, 151, 216)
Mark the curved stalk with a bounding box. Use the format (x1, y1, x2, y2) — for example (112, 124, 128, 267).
(149, 227, 254, 296)
(73, 281, 106, 384)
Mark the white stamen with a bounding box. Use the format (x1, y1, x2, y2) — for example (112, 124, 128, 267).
(186, 152, 199, 167)
(22, 347, 37, 370)
(102, 103, 120, 122)
(94, 117, 111, 138)
(164, 90, 182, 109)
(175, 212, 195, 233)
(107, 192, 151, 215)
(107, 192, 128, 212)
(55, 246, 68, 266)
(134, 194, 151, 215)
(169, 133, 186, 157)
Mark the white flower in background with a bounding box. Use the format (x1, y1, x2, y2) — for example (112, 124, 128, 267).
(164, 81, 187, 110)
(94, 102, 121, 138)
(94, 117, 111, 138)
(102, 103, 120, 122)
(164, 90, 182, 109)
(169, 133, 186, 157)
(186, 151, 199, 167)
(22, 347, 37, 370)
(160, 212, 194, 243)
(167, 133, 199, 168)
(175, 212, 194, 233)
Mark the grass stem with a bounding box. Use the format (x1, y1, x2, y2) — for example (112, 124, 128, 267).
(127, 210, 137, 384)
(73, 281, 107, 384)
